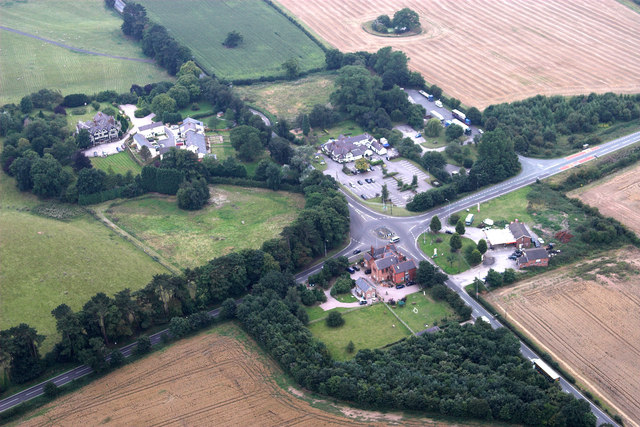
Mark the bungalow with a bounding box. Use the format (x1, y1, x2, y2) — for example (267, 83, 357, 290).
(76, 112, 121, 145)
(508, 220, 532, 248)
(517, 248, 549, 268)
(355, 278, 377, 300)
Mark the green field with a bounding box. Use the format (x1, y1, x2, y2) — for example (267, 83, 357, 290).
(105, 186, 304, 269)
(319, 120, 366, 140)
(0, 170, 167, 351)
(455, 187, 535, 227)
(418, 232, 478, 274)
(391, 292, 455, 332)
(91, 151, 142, 175)
(0, 0, 171, 104)
(235, 73, 336, 121)
(308, 303, 410, 360)
(136, 0, 326, 81)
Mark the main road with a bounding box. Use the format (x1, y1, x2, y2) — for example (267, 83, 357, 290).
(1, 130, 638, 423)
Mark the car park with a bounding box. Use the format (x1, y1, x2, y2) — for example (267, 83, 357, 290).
(353, 249, 361, 255)
(395, 284, 405, 289)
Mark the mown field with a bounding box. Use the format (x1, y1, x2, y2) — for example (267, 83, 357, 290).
(418, 232, 478, 275)
(136, 0, 326, 81)
(105, 186, 305, 269)
(91, 151, 142, 175)
(235, 73, 336, 121)
(455, 187, 535, 227)
(0, 170, 167, 352)
(309, 304, 410, 360)
(392, 292, 454, 332)
(0, 0, 170, 104)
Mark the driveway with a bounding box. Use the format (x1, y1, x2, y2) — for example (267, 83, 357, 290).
(448, 246, 517, 288)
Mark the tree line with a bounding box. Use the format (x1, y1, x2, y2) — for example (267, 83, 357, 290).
(0, 170, 346, 390)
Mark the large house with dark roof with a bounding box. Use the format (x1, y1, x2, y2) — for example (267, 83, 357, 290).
(321, 133, 377, 163)
(132, 117, 208, 159)
(76, 112, 121, 145)
(363, 244, 417, 284)
(517, 248, 549, 268)
(508, 220, 532, 248)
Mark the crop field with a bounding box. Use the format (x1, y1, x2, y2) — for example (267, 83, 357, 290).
(0, 0, 170, 104)
(309, 303, 410, 360)
(0, 171, 167, 351)
(135, 0, 326, 81)
(235, 73, 337, 121)
(105, 186, 304, 269)
(486, 247, 640, 426)
(278, 0, 640, 109)
(91, 152, 142, 176)
(570, 162, 640, 236)
(18, 323, 392, 427)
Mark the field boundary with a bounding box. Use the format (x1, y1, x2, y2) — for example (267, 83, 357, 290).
(383, 302, 415, 335)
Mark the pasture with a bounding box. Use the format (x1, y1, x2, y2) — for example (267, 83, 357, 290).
(235, 73, 336, 121)
(0, 0, 170, 104)
(91, 151, 142, 175)
(486, 247, 640, 426)
(308, 303, 410, 360)
(104, 186, 305, 269)
(16, 323, 373, 427)
(278, 0, 640, 109)
(136, 0, 326, 81)
(0, 170, 167, 352)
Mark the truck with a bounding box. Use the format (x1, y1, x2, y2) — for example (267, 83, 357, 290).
(419, 90, 434, 101)
(465, 213, 474, 225)
(452, 109, 472, 125)
(429, 110, 444, 121)
(451, 118, 472, 135)
(532, 358, 560, 382)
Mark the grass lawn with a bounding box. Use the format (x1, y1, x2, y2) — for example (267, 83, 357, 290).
(316, 120, 366, 140)
(454, 187, 535, 227)
(177, 100, 216, 119)
(417, 232, 478, 274)
(305, 305, 353, 323)
(391, 291, 455, 332)
(0, 170, 167, 352)
(333, 292, 359, 303)
(234, 73, 336, 121)
(421, 133, 450, 149)
(91, 151, 142, 176)
(105, 186, 304, 269)
(136, 0, 326, 81)
(0, 0, 170, 104)
(308, 303, 410, 360)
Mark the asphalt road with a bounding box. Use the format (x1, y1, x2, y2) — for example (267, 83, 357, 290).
(2, 130, 639, 423)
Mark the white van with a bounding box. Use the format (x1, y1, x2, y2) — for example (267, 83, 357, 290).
(390, 235, 400, 243)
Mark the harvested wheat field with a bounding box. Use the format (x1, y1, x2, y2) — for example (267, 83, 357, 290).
(279, 0, 640, 109)
(571, 162, 640, 235)
(17, 324, 463, 427)
(486, 248, 640, 427)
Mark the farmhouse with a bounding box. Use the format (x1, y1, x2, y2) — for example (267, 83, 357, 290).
(138, 122, 165, 138)
(76, 112, 121, 145)
(364, 244, 417, 284)
(484, 220, 533, 248)
(508, 220, 532, 247)
(133, 117, 208, 159)
(355, 277, 378, 300)
(321, 133, 377, 163)
(517, 248, 549, 269)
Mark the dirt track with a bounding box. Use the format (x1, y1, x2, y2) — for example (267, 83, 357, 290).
(486, 249, 640, 427)
(17, 324, 464, 427)
(278, 0, 640, 109)
(571, 162, 640, 235)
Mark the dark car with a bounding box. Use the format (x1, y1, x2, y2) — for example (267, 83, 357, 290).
(508, 255, 518, 260)
(364, 178, 372, 184)
(406, 281, 415, 286)
(364, 268, 372, 274)
(353, 249, 361, 255)
(445, 230, 453, 234)
(360, 194, 367, 200)
(346, 266, 355, 274)
(353, 265, 360, 271)
(357, 180, 364, 185)
(359, 300, 367, 305)
(395, 284, 405, 289)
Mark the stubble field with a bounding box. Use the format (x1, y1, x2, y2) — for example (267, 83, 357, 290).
(277, 0, 640, 109)
(570, 162, 640, 236)
(486, 248, 640, 426)
(17, 323, 459, 427)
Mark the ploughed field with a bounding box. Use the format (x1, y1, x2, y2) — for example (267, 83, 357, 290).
(16, 323, 458, 426)
(570, 162, 640, 236)
(486, 248, 640, 427)
(278, 0, 640, 109)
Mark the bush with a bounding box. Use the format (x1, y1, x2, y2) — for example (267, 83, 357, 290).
(43, 381, 58, 398)
(326, 311, 345, 327)
(109, 349, 125, 368)
(135, 335, 151, 355)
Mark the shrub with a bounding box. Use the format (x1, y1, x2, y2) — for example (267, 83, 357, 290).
(326, 311, 345, 327)
(135, 335, 151, 355)
(43, 381, 59, 398)
(109, 349, 125, 368)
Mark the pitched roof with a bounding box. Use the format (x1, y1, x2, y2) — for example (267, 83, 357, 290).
(138, 121, 164, 132)
(509, 221, 531, 239)
(133, 133, 152, 148)
(374, 256, 398, 270)
(518, 248, 549, 265)
(394, 260, 416, 274)
(185, 131, 206, 154)
(182, 117, 203, 126)
(78, 112, 120, 133)
(338, 133, 374, 145)
(355, 277, 375, 293)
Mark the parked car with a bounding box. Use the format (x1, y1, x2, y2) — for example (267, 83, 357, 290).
(359, 300, 367, 305)
(360, 194, 367, 200)
(445, 230, 453, 234)
(364, 268, 372, 274)
(370, 178, 375, 183)
(365, 178, 372, 184)
(435, 100, 443, 108)
(357, 180, 364, 185)
(508, 255, 518, 260)
(353, 249, 361, 255)
(406, 281, 415, 286)
(395, 284, 405, 289)
(353, 265, 360, 271)
(346, 266, 356, 274)
(415, 133, 422, 138)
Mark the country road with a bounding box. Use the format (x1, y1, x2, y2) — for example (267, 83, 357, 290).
(0, 25, 155, 63)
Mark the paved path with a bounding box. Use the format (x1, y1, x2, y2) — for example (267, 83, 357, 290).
(0, 25, 155, 63)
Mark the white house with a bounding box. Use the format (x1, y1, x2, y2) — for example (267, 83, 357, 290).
(321, 133, 380, 163)
(138, 122, 165, 139)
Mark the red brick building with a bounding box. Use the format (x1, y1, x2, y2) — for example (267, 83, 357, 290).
(508, 220, 532, 248)
(363, 244, 417, 284)
(517, 248, 549, 268)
